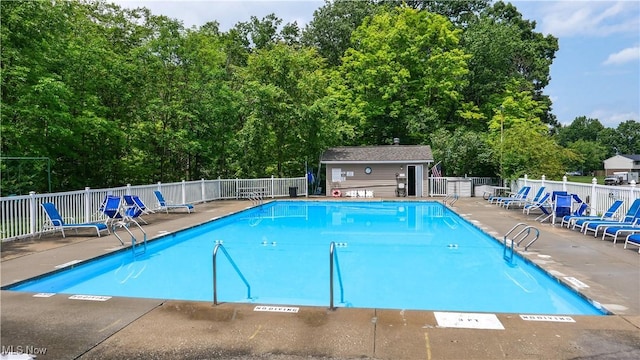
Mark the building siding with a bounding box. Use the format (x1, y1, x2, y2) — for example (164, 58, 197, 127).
(325, 163, 428, 198)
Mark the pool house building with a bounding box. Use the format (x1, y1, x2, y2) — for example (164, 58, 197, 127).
(320, 143, 434, 198)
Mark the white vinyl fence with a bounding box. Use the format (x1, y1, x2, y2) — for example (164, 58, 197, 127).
(516, 175, 640, 217)
(0, 177, 307, 242)
(429, 177, 495, 197)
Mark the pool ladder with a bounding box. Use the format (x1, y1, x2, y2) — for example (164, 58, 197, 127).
(503, 223, 540, 263)
(212, 242, 251, 305)
(248, 191, 263, 206)
(443, 193, 458, 206)
(329, 241, 345, 310)
(111, 219, 147, 255)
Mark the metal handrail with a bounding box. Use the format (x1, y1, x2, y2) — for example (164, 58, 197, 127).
(111, 219, 147, 255)
(517, 226, 540, 251)
(212, 243, 251, 305)
(503, 223, 541, 262)
(249, 191, 263, 205)
(329, 241, 344, 310)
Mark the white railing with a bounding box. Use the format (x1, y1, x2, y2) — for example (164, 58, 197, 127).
(517, 175, 640, 217)
(429, 177, 496, 197)
(0, 176, 307, 242)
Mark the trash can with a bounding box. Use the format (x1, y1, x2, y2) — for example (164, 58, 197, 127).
(289, 186, 298, 198)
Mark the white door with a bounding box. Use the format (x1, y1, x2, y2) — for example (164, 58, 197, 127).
(415, 165, 423, 197)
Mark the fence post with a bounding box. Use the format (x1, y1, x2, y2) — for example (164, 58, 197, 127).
(523, 174, 528, 186)
(271, 175, 275, 198)
(84, 187, 91, 223)
(590, 177, 598, 216)
(541, 175, 545, 188)
(304, 175, 309, 197)
(562, 175, 567, 192)
(126, 183, 132, 195)
(201, 178, 206, 202)
(29, 191, 37, 236)
(181, 180, 187, 204)
(630, 180, 637, 201)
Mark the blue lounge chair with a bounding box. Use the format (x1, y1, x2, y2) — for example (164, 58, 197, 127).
(624, 234, 640, 253)
(580, 198, 640, 236)
(123, 195, 153, 224)
(491, 186, 530, 205)
(551, 194, 574, 224)
(102, 195, 147, 245)
(523, 192, 550, 215)
(41, 202, 108, 238)
(504, 186, 545, 209)
(570, 202, 589, 221)
(154, 190, 194, 214)
(561, 199, 623, 229)
(102, 195, 124, 227)
(535, 191, 568, 223)
(601, 222, 640, 243)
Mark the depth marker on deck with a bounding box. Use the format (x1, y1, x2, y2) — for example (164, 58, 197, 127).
(55, 260, 81, 268)
(563, 276, 589, 289)
(520, 314, 575, 322)
(33, 293, 56, 298)
(254, 305, 299, 313)
(434, 312, 504, 330)
(69, 294, 112, 301)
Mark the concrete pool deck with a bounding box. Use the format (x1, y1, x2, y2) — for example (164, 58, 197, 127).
(1, 197, 639, 359)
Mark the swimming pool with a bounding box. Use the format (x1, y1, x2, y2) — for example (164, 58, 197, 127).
(7, 201, 606, 315)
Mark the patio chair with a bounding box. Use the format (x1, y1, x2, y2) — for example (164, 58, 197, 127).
(560, 199, 623, 229)
(623, 234, 640, 253)
(490, 186, 530, 205)
(504, 186, 545, 209)
(154, 190, 194, 214)
(123, 195, 154, 224)
(535, 191, 568, 223)
(40, 202, 108, 238)
(551, 195, 574, 224)
(102, 195, 124, 227)
(102, 195, 147, 245)
(578, 198, 640, 236)
(523, 192, 550, 215)
(600, 222, 640, 243)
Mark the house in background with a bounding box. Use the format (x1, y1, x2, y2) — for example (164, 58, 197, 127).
(603, 154, 640, 175)
(320, 142, 434, 197)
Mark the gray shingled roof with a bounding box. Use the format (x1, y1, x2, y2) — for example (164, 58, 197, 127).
(321, 145, 433, 163)
(621, 154, 640, 161)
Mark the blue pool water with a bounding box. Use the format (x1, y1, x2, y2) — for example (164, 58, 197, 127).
(8, 201, 605, 315)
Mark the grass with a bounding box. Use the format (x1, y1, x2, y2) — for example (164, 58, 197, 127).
(565, 175, 605, 184)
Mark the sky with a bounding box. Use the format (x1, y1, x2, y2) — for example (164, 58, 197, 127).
(111, 0, 640, 129)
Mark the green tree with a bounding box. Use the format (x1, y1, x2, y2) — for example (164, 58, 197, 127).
(336, 6, 472, 145)
(235, 44, 333, 177)
(302, 0, 380, 66)
(461, 1, 558, 126)
(616, 120, 640, 154)
(388, 0, 490, 27)
(487, 80, 576, 179)
(566, 140, 608, 174)
(556, 116, 604, 146)
(596, 121, 640, 157)
(430, 128, 495, 176)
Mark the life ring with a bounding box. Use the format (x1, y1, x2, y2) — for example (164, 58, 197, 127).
(332, 189, 342, 197)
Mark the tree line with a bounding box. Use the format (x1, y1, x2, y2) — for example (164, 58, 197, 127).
(1, 0, 638, 196)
